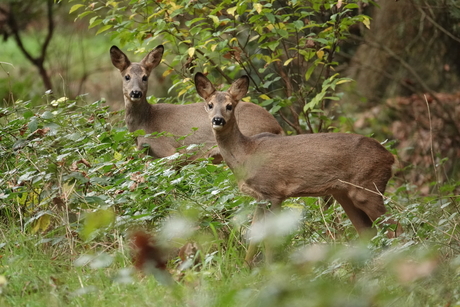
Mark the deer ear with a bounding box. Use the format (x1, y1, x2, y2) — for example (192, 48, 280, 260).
(228, 75, 249, 101)
(195, 73, 216, 100)
(110, 46, 131, 71)
(141, 45, 164, 74)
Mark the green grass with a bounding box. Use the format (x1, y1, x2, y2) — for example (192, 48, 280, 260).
(1, 224, 459, 306)
(0, 98, 459, 306)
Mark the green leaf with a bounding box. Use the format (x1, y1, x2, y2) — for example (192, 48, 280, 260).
(23, 110, 34, 119)
(28, 118, 38, 132)
(265, 13, 276, 24)
(292, 20, 304, 30)
(88, 17, 102, 29)
(236, 3, 247, 16)
(77, 11, 94, 20)
(69, 4, 84, 14)
(344, 3, 360, 9)
(41, 111, 54, 120)
(80, 209, 115, 241)
(304, 64, 316, 81)
(84, 196, 105, 205)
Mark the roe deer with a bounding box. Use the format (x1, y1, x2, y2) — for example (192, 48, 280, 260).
(110, 46, 283, 163)
(195, 72, 402, 265)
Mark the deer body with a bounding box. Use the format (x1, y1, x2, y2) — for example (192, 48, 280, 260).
(110, 46, 283, 162)
(195, 73, 400, 264)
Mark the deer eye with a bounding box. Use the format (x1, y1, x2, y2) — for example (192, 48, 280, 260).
(207, 103, 213, 109)
(142, 75, 148, 82)
(226, 104, 233, 111)
(124, 75, 131, 81)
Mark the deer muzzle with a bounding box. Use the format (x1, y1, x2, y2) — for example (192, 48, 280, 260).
(212, 117, 226, 129)
(130, 90, 143, 100)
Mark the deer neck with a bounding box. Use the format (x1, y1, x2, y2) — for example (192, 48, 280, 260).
(124, 97, 152, 132)
(214, 117, 252, 172)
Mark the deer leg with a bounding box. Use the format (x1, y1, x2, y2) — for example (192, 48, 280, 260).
(245, 203, 265, 266)
(333, 193, 375, 237)
(245, 199, 283, 266)
(262, 200, 282, 264)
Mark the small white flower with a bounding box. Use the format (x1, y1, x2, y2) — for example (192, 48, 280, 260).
(50, 96, 67, 107)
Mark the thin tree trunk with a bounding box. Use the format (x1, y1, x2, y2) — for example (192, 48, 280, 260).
(4, 0, 55, 92)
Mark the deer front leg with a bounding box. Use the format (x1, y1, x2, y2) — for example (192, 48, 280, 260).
(245, 203, 265, 266)
(244, 199, 282, 267)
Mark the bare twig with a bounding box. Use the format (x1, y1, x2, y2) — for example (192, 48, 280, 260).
(424, 95, 441, 197)
(415, 2, 460, 44)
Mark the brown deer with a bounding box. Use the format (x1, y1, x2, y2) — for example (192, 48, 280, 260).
(110, 46, 283, 163)
(195, 72, 402, 265)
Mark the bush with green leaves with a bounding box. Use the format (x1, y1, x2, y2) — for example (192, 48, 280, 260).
(0, 97, 241, 240)
(69, 0, 371, 133)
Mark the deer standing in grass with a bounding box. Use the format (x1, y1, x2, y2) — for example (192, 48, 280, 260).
(195, 72, 401, 265)
(110, 46, 283, 163)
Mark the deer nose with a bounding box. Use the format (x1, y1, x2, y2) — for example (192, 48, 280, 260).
(212, 117, 226, 127)
(130, 90, 143, 99)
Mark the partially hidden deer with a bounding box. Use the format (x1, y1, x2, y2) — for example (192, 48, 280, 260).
(110, 45, 283, 163)
(195, 72, 402, 265)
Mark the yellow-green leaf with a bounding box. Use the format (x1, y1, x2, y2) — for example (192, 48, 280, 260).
(114, 151, 122, 160)
(96, 24, 113, 35)
(336, 79, 353, 85)
(316, 50, 324, 60)
(187, 47, 196, 58)
(283, 202, 304, 210)
(362, 16, 371, 29)
(209, 15, 219, 26)
(259, 94, 271, 100)
(106, 1, 118, 8)
(69, 4, 84, 14)
(32, 214, 51, 234)
(162, 69, 174, 77)
(254, 3, 263, 14)
(227, 6, 237, 16)
(178, 84, 193, 97)
(284, 58, 295, 66)
(204, 39, 215, 46)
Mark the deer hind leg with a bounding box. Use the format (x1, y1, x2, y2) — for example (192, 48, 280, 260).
(347, 188, 402, 237)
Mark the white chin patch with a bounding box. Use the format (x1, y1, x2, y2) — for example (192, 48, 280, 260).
(130, 97, 141, 102)
(212, 125, 224, 130)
